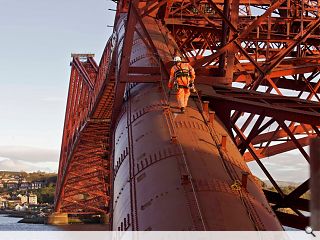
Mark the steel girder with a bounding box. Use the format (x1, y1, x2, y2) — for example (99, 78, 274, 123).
(55, 0, 320, 229)
(116, 0, 320, 229)
(55, 42, 116, 216)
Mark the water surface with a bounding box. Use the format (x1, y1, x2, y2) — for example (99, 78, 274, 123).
(0, 214, 109, 231)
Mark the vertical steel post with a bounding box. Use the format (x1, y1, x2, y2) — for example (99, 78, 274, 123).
(221, 135, 227, 150)
(202, 101, 209, 115)
(218, 0, 230, 76)
(225, 0, 239, 85)
(241, 172, 249, 190)
(310, 137, 320, 230)
(209, 111, 215, 124)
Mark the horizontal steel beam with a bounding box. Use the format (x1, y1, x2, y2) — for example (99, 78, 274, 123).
(263, 190, 309, 212)
(203, 89, 320, 126)
(274, 211, 309, 230)
(244, 136, 310, 161)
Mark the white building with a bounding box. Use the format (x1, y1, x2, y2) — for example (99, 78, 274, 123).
(19, 181, 31, 190)
(19, 194, 38, 205)
(20, 195, 28, 204)
(31, 181, 45, 189)
(0, 197, 7, 209)
(29, 194, 37, 205)
(15, 204, 28, 211)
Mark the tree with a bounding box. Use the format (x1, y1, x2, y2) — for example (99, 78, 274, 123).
(34, 184, 56, 204)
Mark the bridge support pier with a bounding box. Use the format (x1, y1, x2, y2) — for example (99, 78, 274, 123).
(48, 213, 69, 225)
(48, 213, 111, 226)
(101, 214, 110, 224)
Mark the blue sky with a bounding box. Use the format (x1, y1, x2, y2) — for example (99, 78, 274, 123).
(0, 0, 115, 172)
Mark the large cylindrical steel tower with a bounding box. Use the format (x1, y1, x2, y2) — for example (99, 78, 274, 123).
(111, 15, 282, 231)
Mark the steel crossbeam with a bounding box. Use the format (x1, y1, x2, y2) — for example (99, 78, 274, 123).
(55, 0, 320, 229)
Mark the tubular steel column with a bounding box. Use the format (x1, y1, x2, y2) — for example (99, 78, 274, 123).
(311, 138, 320, 230)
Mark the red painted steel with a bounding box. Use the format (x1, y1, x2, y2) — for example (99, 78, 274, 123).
(112, 83, 282, 230)
(55, 50, 115, 215)
(55, 0, 320, 229)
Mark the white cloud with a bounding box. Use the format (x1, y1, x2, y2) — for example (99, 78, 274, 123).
(0, 146, 58, 172)
(0, 146, 59, 163)
(247, 153, 309, 183)
(0, 158, 57, 173)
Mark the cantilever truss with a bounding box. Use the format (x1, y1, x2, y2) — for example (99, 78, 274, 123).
(55, 0, 320, 229)
(55, 39, 116, 215)
(154, 0, 320, 229)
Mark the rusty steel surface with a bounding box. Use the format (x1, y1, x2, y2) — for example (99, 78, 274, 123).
(112, 83, 282, 230)
(55, 0, 320, 230)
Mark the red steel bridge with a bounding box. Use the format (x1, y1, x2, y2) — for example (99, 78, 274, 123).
(54, 0, 320, 230)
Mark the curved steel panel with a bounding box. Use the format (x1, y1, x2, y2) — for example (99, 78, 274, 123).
(112, 15, 282, 231)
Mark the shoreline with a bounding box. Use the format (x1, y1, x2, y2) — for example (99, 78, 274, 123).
(0, 210, 27, 218)
(0, 210, 47, 224)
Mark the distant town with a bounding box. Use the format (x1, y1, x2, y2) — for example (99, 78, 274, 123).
(0, 171, 56, 214)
